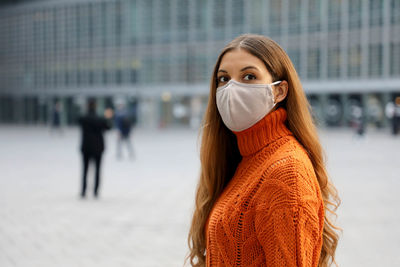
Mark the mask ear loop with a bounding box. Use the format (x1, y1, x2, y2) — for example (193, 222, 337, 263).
(270, 81, 282, 106)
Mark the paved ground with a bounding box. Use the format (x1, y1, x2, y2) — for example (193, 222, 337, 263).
(0, 125, 399, 267)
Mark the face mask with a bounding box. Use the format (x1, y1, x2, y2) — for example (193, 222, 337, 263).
(216, 79, 282, 132)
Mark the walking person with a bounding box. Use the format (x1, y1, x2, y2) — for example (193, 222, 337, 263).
(78, 99, 113, 199)
(50, 101, 63, 135)
(394, 97, 400, 135)
(350, 104, 366, 138)
(386, 96, 400, 135)
(187, 34, 340, 267)
(115, 103, 134, 160)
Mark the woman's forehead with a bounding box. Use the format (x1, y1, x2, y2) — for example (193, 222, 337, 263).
(219, 49, 267, 72)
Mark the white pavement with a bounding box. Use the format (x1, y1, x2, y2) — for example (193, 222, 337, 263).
(0, 125, 399, 267)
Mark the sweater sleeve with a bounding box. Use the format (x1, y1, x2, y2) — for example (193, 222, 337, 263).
(254, 203, 323, 267)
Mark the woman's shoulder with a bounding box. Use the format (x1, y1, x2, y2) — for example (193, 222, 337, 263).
(255, 136, 322, 209)
(268, 135, 315, 173)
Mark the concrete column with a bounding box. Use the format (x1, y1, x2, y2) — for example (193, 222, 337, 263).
(225, 0, 232, 40)
(340, 94, 350, 127)
(361, 93, 369, 126)
(0, 96, 4, 123)
(59, 97, 67, 127)
(47, 97, 54, 126)
(16, 96, 25, 124)
(318, 94, 329, 127)
(382, 92, 391, 128)
(139, 96, 159, 128)
(38, 96, 46, 124)
(320, 0, 328, 80)
(243, 0, 251, 33)
(262, 0, 270, 36)
(361, 0, 369, 78)
(206, 0, 215, 72)
(340, 0, 349, 79)
(300, 0, 309, 79)
(26, 97, 35, 124)
(281, 0, 289, 50)
(382, 0, 391, 78)
(121, 0, 131, 84)
(188, 0, 196, 42)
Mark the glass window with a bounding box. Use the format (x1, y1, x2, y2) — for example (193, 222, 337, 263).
(391, 0, 400, 25)
(177, 0, 189, 42)
(76, 5, 82, 47)
(348, 45, 361, 78)
(308, 0, 321, 32)
(213, 0, 225, 40)
(369, 0, 383, 27)
(249, 0, 263, 34)
(195, 0, 207, 41)
(159, 0, 171, 42)
(77, 70, 82, 86)
(115, 0, 123, 46)
(328, 47, 341, 78)
(195, 0, 206, 29)
(88, 3, 94, 48)
(116, 69, 122, 85)
(391, 43, 400, 76)
(178, 55, 189, 83)
(307, 48, 320, 79)
(141, 57, 154, 84)
(89, 70, 94, 85)
(287, 49, 301, 75)
(101, 2, 107, 47)
(195, 55, 208, 83)
(368, 44, 383, 77)
(102, 69, 108, 84)
(269, 1, 282, 35)
(328, 0, 341, 31)
(157, 56, 170, 83)
(288, 0, 301, 34)
(130, 0, 138, 45)
(130, 68, 138, 83)
(349, 0, 362, 29)
(232, 0, 244, 36)
(142, 0, 153, 44)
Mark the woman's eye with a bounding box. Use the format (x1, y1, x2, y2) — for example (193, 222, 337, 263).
(218, 76, 229, 83)
(243, 74, 256, 81)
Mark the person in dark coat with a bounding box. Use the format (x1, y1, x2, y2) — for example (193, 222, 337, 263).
(393, 97, 400, 135)
(115, 103, 134, 159)
(50, 101, 63, 135)
(78, 99, 113, 198)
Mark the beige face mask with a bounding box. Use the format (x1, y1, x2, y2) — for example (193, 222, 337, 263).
(216, 79, 281, 132)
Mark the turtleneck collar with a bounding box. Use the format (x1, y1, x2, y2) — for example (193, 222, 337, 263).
(233, 108, 292, 157)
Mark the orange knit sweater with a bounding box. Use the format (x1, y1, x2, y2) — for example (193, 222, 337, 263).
(205, 108, 324, 267)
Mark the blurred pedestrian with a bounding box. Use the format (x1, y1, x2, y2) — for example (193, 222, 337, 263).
(350, 104, 365, 137)
(386, 97, 400, 135)
(187, 34, 340, 266)
(115, 102, 134, 160)
(50, 101, 62, 135)
(78, 99, 113, 198)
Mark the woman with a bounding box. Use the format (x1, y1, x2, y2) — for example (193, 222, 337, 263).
(187, 34, 340, 267)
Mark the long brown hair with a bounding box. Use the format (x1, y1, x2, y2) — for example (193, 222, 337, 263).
(186, 34, 340, 267)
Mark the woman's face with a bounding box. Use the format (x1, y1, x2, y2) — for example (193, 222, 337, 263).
(217, 48, 274, 88)
(217, 48, 288, 103)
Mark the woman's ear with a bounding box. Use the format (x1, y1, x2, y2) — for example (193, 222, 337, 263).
(273, 80, 288, 103)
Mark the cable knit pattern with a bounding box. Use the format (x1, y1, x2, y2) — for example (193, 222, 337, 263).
(205, 108, 324, 267)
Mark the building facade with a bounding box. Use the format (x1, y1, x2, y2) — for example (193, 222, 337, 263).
(0, 0, 399, 128)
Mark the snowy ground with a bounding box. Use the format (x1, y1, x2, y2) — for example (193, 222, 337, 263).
(0, 125, 399, 267)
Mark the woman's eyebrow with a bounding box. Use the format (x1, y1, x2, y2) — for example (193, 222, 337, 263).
(218, 66, 258, 73)
(240, 66, 258, 72)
